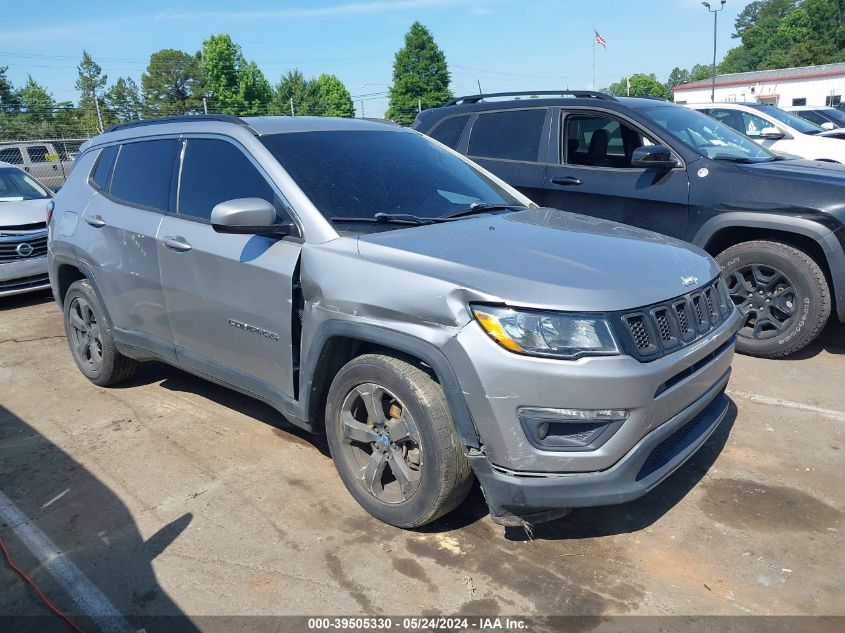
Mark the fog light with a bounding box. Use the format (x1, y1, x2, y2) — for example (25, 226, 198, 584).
(518, 407, 628, 450)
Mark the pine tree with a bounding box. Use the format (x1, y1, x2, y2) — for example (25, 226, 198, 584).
(386, 22, 452, 125)
(75, 51, 108, 133)
(313, 74, 354, 117)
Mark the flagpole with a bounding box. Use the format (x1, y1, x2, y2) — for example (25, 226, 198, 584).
(592, 22, 596, 90)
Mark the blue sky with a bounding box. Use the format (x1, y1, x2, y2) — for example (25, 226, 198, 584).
(1, 0, 755, 118)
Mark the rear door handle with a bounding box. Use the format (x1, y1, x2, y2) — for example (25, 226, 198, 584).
(551, 176, 583, 186)
(85, 214, 106, 228)
(162, 236, 192, 252)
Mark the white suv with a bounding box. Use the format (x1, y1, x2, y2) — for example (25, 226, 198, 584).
(688, 102, 845, 162)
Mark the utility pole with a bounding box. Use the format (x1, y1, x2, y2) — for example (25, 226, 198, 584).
(702, 1, 726, 103)
(93, 96, 104, 133)
(626, 77, 631, 96)
(592, 23, 596, 91)
(203, 97, 208, 114)
(290, 98, 295, 116)
(360, 100, 365, 118)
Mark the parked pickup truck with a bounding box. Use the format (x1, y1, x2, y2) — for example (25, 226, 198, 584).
(0, 142, 77, 191)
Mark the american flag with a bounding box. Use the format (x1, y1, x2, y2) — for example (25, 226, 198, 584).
(594, 29, 607, 49)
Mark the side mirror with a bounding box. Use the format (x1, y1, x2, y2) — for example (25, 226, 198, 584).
(821, 121, 836, 130)
(211, 198, 289, 236)
(631, 145, 678, 170)
(760, 126, 785, 139)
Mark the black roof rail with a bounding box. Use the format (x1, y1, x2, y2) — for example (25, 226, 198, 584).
(445, 90, 617, 106)
(104, 114, 257, 135)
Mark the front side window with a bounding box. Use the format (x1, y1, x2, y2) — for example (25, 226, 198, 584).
(643, 105, 776, 163)
(0, 148, 24, 165)
(178, 138, 275, 221)
(0, 167, 51, 201)
(708, 109, 771, 138)
(260, 130, 520, 223)
(563, 114, 650, 168)
(109, 139, 179, 212)
(467, 109, 546, 162)
(428, 115, 470, 149)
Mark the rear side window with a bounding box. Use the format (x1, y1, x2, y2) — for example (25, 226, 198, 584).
(178, 139, 275, 221)
(468, 109, 546, 162)
(26, 145, 49, 163)
(110, 139, 179, 212)
(0, 148, 24, 165)
(429, 115, 470, 149)
(90, 145, 118, 191)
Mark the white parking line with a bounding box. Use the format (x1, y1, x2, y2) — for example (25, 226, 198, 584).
(0, 489, 136, 633)
(727, 389, 845, 421)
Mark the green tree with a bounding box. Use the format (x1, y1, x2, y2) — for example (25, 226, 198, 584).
(666, 67, 691, 90)
(272, 69, 321, 115)
(313, 74, 354, 117)
(606, 73, 671, 99)
(386, 22, 452, 125)
(106, 77, 142, 122)
(201, 34, 242, 113)
(75, 51, 109, 133)
(141, 49, 204, 116)
(0, 66, 20, 114)
(237, 61, 273, 115)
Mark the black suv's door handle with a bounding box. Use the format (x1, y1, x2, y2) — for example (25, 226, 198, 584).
(551, 176, 583, 186)
(162, 236, 192, 252)
(85, 214, 106, 228)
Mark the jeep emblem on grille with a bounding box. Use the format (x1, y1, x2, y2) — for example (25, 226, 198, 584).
(681, 275, 698, 288)
(16, 242, 34, 258)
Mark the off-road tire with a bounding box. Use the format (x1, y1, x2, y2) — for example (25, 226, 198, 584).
(325, 353, 473, 528)
(63, 279, 137, 386)
(717, 240, 831, 358)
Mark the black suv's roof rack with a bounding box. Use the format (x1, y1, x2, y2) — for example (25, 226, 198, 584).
(104, 114, 257, 135)
(445, 90, 617, 106)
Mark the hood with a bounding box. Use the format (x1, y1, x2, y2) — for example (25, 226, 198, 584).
(819, 128, 845, 140)
(356, 208, 720, 312)
(740, 157, 845, 184)
(0, 198, 50, 229)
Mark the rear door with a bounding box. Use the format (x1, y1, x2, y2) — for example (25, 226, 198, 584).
(543, 109, 690, 238)
(464, 108, 550, 204)
(157, 136, 302, 400)
(80, 139, 179, 358)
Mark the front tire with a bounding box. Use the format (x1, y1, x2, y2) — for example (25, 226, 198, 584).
(325, 353, 473, 528)
(717, 241, 831, 358)
(63, 279, 137, 386)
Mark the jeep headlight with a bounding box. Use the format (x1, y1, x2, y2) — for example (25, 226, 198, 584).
(472, 305, 619, 359)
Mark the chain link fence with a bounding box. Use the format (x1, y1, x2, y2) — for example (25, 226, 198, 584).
(0, 138, 89, 190)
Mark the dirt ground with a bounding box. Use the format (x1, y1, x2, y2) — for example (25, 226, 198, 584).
(1, 290, 843, 628)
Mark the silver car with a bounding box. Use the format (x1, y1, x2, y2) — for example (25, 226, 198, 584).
(48, 115, 740, 528)
(1, 161, 52, 297)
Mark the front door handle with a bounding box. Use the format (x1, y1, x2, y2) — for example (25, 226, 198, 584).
(162, 236, 192, 252)
(85, 214, 106, 228)
(551, 176, 583, 186)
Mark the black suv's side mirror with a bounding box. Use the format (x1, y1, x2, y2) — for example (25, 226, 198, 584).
(631, 145, 679, 170)
(210, 198, 291, 236)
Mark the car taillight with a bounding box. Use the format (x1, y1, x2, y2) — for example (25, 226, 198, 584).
(46, 200, 55, 225)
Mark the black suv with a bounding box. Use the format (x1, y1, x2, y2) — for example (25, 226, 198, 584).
(414, 91, 845, 358)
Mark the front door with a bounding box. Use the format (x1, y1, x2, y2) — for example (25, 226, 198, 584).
(157, 137, 302, 400)
(543, 111, 690, 238)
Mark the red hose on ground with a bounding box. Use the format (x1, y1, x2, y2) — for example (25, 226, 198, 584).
(0, 535, 85, 633)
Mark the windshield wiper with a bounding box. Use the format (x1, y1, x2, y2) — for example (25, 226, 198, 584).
(442, 202, 527, 219)
(330, 213, 448, 226)
(712, 155, 758, 164)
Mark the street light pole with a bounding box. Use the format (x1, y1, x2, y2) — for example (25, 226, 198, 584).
(702, 0, 726, 103)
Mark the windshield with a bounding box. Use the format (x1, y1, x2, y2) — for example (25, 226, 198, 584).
(642, 105, 777, 162)
(0, 168, 50, 201)
(750, 104, 826, 135)
(260, 130, 522, 223)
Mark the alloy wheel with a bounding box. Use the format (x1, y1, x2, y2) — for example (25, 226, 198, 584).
(726, 264, 797, 340)
(68, 297, 104, 371)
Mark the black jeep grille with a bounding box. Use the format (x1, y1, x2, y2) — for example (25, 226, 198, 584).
(617, 277, 733, 362)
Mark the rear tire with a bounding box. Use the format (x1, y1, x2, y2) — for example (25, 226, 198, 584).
(716, 240, 830, 358)
(63, 279, 137, 386)
(325, 353, 473, 528)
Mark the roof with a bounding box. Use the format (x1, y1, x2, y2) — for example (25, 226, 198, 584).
(242, 116, 402, 135)
(673, 62, 845, 92)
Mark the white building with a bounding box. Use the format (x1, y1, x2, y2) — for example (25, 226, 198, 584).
(673, 62, 845, 107)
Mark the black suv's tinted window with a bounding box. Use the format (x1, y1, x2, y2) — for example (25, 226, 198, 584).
(564, 114, 649, 168)
(110, 140, 179, 211)
(178, 139, 274, 220)
(429, 115, 470, 149)
(91, 145, 118, 191)
(468, 109, 546, 162)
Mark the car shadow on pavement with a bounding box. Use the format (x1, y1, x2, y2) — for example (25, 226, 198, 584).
(0, 404, 201, 632)
(500, 400, 738, 542)
(781, 320, 845, 360)
(0, 289, 54, 312)
(117, 361, 331, 457)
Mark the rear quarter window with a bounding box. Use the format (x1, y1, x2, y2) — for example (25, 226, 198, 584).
(90, 145, 118, 191)
(467, 109, 547, 162)
(109, 139, 179, 212)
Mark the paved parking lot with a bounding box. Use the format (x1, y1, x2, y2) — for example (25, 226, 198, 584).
(1, 290, 843, 625)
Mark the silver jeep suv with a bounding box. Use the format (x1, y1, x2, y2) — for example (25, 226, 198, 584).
(48, 115, 740, 528)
